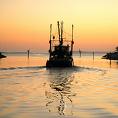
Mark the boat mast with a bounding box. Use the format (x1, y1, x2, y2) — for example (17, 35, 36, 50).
(71, 24, 74, 56)
(60, 21, 63, 45)
(57, 21, 61, 44)
(49, 24, 52, 58)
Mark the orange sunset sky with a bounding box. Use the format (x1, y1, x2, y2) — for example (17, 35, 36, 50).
(0, 0, 118, 52)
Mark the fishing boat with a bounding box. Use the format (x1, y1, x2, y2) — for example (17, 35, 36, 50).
(0, 52, 6, 58)
(102, 52, 118, 60)
(46, 21, 74, 67)
(102, 46, 118, 60)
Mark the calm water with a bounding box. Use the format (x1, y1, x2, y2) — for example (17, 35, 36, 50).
(0, 53, 118, 118)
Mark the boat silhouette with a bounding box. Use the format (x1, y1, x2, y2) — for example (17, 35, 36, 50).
(46, 21, 74, 67)
(0, 52, 6, 58)
(102, 47, 118, 60)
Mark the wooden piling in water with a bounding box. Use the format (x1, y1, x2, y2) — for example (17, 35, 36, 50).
(109, 52, 111, 67)
(79, 49, 81, 57)
(27, 50, 30, 58)
(93, 51, 94, 60)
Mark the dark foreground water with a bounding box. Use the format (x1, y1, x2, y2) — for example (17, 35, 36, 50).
(0, 53, 118, 118)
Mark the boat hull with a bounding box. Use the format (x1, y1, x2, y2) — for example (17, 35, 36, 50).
(102, 52, 118, 60)
(0, 55, 6, 59)
(46, 59, 74, 67)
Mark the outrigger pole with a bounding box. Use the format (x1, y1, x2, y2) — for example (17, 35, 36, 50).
(60, 21, 63, 45)
(57, 21, 64, 46)
(49, 24, 52, 58)
(71, 24, 74, 56)
(57, 21, 61, 44)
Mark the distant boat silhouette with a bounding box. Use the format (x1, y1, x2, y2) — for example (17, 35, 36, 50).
(102, 47, 118, 60)
(46, 21, 74, 67)
(0, 52, 6, 58)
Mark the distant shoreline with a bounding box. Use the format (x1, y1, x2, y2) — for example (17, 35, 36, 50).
(1, 51, 107, 54)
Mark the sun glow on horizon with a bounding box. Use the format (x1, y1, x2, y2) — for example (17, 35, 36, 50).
(0, 0, 118, 52)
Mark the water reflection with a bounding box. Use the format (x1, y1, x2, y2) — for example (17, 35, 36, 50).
(45, 68, 76, 116)
(116, 61, 118, 65)
(109, 60, 118, 68)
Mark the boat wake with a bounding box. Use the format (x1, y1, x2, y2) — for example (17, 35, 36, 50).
(0, 65, 105, 72)
(0, 66, 46, 71)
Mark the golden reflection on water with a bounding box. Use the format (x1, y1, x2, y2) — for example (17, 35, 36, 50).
(0, 55, 47, 68)
(74, 56, 118, 69)
(45, 68, 75, 116)
(0, 54, 118, 69)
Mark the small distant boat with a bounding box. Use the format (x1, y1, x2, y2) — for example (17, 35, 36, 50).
(102, 47, 118, 60)
(0, 52, 6, 58)
(46, 21, 74, 67)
